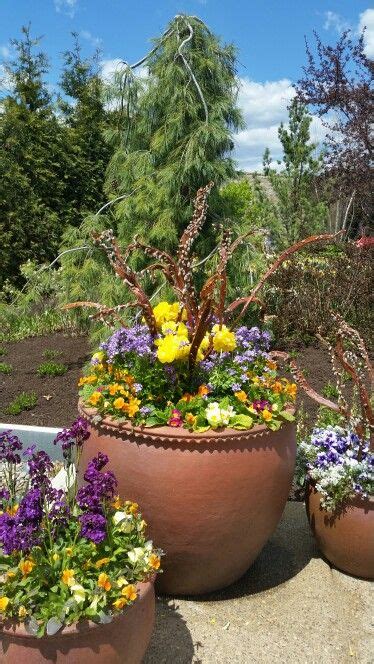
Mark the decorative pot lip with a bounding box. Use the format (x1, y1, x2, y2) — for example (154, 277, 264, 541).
(0, 577, 155, 640)
(307, 481, 374, 508)
(78, 399, 295, 444)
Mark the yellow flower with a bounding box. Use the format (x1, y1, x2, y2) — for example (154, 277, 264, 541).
(212, 324, 236, 352)
(78, 375, 97, 387)
(153, 302, 180, 328)
(98, 572, 112, 591)
(155, 334, 180, 363)
(235, 391, 248, 403)
(175, 336, 191, 361)
(61, 569, 75, 586)
(18, 606, 27, 618)
(108, 383, 122, 396)
(113, 597, 127, 610)
(88, 391, 102, 406)
(7, 504, 19, 516)
(116, 576, 128, 588)
(0, 597, 10, 612)
(125, 501, 139, 515)
(181, 392, 194, 402)
(92, 351, 105, 363)
(185, 412, 197, 428)
(272, 381, 283, 394)
(121, 584, 137, 602)
(19, 559, 35, 576)
(285, 382, 297, 400)
(6, 571, 16, 580)
(149, 554, 161, 570)
(198, 384, 210, 397)
(52, 553, 60, 562)
(196, 333, 210, 361)
(113, 397, 126, 410)
(266, 360, 277, 371)
(262, 409, 273, 422)
(111, 495, 123, 510)
(126, 397, 141, 417)
(95, 558, 111, 569)
(65, 547, 73, 556)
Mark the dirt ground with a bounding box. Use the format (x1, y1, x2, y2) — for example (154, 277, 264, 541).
(0, 334, 334, 428)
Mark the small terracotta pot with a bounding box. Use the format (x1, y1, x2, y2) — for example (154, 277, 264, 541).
(306, 483, 374, 579)
(78, 401, 296, 595)
(0, 579, 155, 664)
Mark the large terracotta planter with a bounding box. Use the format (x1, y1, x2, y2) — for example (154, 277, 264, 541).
(79, 401, 296, 595)
(0, 579, 155, 664)
(306, 483, 374, 579)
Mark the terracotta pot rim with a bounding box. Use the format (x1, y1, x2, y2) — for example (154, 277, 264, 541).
(308, 481, 374, 509)
(0, 577, 155, 640)
(78, 399, 295, 445)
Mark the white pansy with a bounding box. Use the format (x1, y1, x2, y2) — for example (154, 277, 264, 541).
(205, 402, 236, 428)
(128, 547, 145, 564)
(113, 511, 134, 533)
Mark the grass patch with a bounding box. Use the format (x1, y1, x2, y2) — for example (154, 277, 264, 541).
(0, 347, 6, 356)
(37, 361, 68, 377)
(5, 391, 37, 416)
(42, 349, 63, 361)
(0, 362, 12, 374)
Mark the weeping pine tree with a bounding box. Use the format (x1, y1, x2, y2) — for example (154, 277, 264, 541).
(60, 15, 244, 321)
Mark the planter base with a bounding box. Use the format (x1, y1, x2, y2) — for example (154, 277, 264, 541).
(79, 402, 296, 596)
(306, 484, 374, 579)
(0, 580, 155, 664)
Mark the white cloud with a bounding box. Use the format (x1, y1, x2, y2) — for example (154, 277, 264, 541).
(80, 30, 102, 48)
(359, 8, 374, 57)
(54, 0, 78, 18)
(323, 11, 352, 34)
(234, 78, 326, 172)
(0, 45, 10, 58)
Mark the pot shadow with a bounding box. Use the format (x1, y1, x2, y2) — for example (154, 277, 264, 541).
(172, 501, 320, 603)
(144, 598, 199, 664)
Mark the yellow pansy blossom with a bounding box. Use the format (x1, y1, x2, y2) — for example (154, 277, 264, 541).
(18, 606, 27, 618)
(19, 559, 35, 576)
(108, 383, 122, 396)
(61, 569, 75, 586)
(235, 391, 248, 403)
(98, 572, 112, 591)
(0, 597, 9, 612)
(95, 558, 111, 569)
(185, 412, 197, 428)
(113, 397, 126, 410)
(121, 584, 137, 602)
(262, 409, 273, 422)
(113, 597, 127, 610)
(6, 571, 16, 579)
(111, 495, 123, 510)
(148, 554, 161, 570)
(126, 397, 141, 417)
(92, 351, 105, 363)
(65, 547, 73, 556)
(88, 391, 102, 406)
(52, 553, 60, 562)
(78, 375, 97, 387)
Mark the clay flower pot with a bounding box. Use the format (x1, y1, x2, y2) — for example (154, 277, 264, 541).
(0, 579, 155, 664)
(306, 483, 374, 579)
(79, 401, 296, 595)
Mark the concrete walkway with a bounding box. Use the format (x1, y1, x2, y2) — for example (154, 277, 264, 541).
(145, 502, 373, 664)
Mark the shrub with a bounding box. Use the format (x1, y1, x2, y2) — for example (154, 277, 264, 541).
(5, 392, 38, 416)
(37, 361, 67, 377)
(0, 362, 12, 374)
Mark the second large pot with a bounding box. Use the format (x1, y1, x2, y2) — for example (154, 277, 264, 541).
(79, 402, 296, 595)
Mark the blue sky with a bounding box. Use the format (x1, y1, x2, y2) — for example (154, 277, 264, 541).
(1, 1, 373, 170)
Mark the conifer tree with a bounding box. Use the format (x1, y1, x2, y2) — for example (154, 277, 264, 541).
(0, 26, 71, 286)
(262, 97, 328, 246)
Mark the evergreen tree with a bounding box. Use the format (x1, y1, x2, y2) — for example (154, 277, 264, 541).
(104, 14, 244, 251)
(59, 35, 111, 225)
(262, 97, 328, 246)
(0, 26, 71, 286)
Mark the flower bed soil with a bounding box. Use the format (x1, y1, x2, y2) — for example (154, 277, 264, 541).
(0, 334, 90, 426)
(0, 334, 335, 428)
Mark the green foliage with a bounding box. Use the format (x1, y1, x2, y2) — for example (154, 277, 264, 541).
(262, 98, 329, 247)
(43, 349, 62, 360)
(322, 382, 339, 400)
(0, 348, 7, 356)
(37, 361, 67, 377)
(5, 391, 38, 415)
(0, 362, 12, 374)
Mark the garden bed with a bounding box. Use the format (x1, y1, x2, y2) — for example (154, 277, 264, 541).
(0, 333, 90, 426)
(1, 333, 334, 428)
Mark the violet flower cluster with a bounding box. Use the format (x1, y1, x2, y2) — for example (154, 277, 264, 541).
(299, 426, 374, 510)
(76, 452, 117, 543)
(100, 325, 154, 362)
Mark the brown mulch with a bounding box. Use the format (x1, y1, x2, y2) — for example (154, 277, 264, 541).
(0, 334, 335, 429)
(0, 334, 90, 427)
